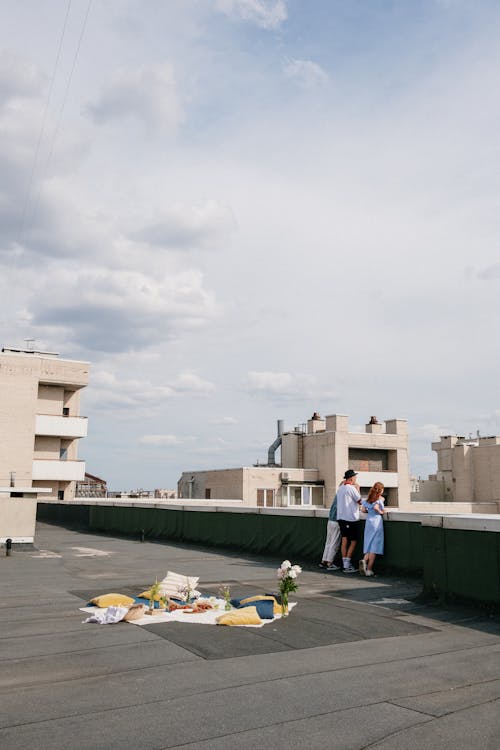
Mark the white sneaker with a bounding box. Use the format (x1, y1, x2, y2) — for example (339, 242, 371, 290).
(327, 563, 341, 571)
(365, 570, 375, 577)
(343, 565, 357, 573)
(358, 559, 367, 576)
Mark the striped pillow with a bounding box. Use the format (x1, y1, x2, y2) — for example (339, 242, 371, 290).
(159, 571, 200, 600)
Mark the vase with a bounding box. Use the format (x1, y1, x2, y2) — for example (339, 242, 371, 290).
(224, 600, 232, 611)
(280, 591, 289, 617)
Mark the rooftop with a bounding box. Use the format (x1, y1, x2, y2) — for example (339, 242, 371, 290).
(1, 522, 499, 749)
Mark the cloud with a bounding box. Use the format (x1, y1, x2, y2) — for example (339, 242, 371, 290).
(29, 267, 218, 352)
(135, 200, 236, 250)
(214, 0, 287, 29)
(169, 371, 216, 396)
(87, 63, 183, 132)
(415, 423, 457, 440)
(283, 59, 329, 89)
(474, 262, 500, 280)
(84, 368, 215, 413)
(244, 370, 337, 402)
(0, 50, 45, 104)
(139, 434, 184, 446)
(210, 416, 238, 425)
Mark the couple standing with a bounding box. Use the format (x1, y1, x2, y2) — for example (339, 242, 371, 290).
(319, 469, 385, 575)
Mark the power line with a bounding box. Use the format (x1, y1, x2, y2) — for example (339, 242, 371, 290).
(25, 0, 93, 237)
(16, 0, 73, 248)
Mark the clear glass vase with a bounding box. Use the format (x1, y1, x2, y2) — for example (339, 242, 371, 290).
(280, 591, 289, 617)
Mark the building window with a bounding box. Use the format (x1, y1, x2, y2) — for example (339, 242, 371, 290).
(205, 488, 211, 499)
(257, 489, 274, 507)
(60, 447, 68, 460)
(282, 485, 324, 507)
(58, 490, 64, 500)
(62, 407, 70, 416)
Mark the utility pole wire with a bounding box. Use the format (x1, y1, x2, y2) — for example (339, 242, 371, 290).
(27, 0, 93, 233)
(16, 0, 73, 247)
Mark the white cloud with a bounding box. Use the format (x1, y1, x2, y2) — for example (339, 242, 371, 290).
(214, 0, 287, 29)
(283, 58, 329, 89)
(84, 368, 214, 413)
(139, 434, 183, 446)
(29, 267, 218, 353)
(0, 50, 45, 104)
(244, 371, 337, 403)
(416, 423, 457, 440)
(135, 200, 236, 250)
(474, 262, 500, 280)
(170, 371, 216, 396)
(87, 63, 183, 133)
(210, 416, 238, 425)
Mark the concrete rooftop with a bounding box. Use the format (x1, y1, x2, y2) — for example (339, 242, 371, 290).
(1, 522, 499, 749)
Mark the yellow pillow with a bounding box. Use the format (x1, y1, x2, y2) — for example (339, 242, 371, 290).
(90, 593, 135, 608)
(240, 595, 281, 615)
(216, 606, 262, 626)
(138, 589, 163, 602)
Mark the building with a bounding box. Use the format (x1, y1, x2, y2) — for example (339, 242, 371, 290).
(413, 434, 500, 513)
(0, 346, 89, 547)
(76, 472, 107, 498)
(178, 412, 411, 509)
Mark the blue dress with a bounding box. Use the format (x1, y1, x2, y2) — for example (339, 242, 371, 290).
(362, 499, 384, 555)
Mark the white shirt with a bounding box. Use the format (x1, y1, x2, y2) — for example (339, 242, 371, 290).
(336, 483, 361, 521)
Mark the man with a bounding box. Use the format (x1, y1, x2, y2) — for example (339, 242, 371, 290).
(336, 469, 362, 573)
(318, 491, 341, 571)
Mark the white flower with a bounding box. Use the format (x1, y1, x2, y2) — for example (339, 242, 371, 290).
(288, 569, 297, 579)
(291, 565, 302, 575)
(281, 560, 291, 570)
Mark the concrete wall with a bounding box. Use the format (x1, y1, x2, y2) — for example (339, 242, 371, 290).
(0, 496, 37, 543)
(37, 501, 500, 607)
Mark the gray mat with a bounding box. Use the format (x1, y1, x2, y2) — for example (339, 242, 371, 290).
(71, 585, 435, 660)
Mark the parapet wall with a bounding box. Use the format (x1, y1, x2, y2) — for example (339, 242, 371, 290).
(36, 501, 500, 606)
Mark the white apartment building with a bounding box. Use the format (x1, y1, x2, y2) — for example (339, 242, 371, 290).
(0, 346, 89, 546)
(178, 412, 411, 509)
(413, 434, 500, 513)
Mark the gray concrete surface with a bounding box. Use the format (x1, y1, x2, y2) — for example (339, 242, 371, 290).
(0, 522, 499, 749)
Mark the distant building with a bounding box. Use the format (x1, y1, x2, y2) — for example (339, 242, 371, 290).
(414, 434, 500, 513)
(0, 346, 89, 546)
(76, 472, 107, 498)
(178, 412, 411, 509)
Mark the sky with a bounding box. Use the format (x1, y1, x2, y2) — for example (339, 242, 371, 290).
(2, 0, 500, 490)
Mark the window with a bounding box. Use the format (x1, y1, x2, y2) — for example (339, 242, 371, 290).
(257, 489, 274, 507)
(62, 407, 70, 416)
(205, 488, 211, 499)
(58, 490, 64, 500)
(283, 485, 324, 507)
(60, 447, 68, 460)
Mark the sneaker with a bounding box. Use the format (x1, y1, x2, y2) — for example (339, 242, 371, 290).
(365, 570, 375, 577)
(327, 563, 341, 571)
(343, 565, 357, 573)
(318, 562, 328, 568)
(358, 559, 367, 576)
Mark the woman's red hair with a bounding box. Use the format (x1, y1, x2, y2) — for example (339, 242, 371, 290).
(367, 482, 384, 504)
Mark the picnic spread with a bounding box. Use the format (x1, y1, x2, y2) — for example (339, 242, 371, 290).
(81, 570, 295, 627)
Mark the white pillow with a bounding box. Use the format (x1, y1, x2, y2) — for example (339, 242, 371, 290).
(159, 571, 200, 600)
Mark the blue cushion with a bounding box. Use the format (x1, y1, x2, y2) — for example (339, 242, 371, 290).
(239, 599, 274, 619)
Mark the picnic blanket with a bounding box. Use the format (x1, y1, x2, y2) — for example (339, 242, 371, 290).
(81, 597, 295, 627)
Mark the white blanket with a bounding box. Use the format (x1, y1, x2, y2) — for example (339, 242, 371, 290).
(82, 605, 129, 624)
(80, 598, 295, 628)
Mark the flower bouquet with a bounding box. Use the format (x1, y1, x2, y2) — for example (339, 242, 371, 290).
(277, 560, 302, 617)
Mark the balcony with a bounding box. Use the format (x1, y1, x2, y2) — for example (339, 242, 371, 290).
(35, 414, 88, 439)
(32, 459, 86, 482)
(355, 471, 398, 488)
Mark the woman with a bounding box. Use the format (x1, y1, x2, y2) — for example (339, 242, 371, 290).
(359, 482, 385, 577)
